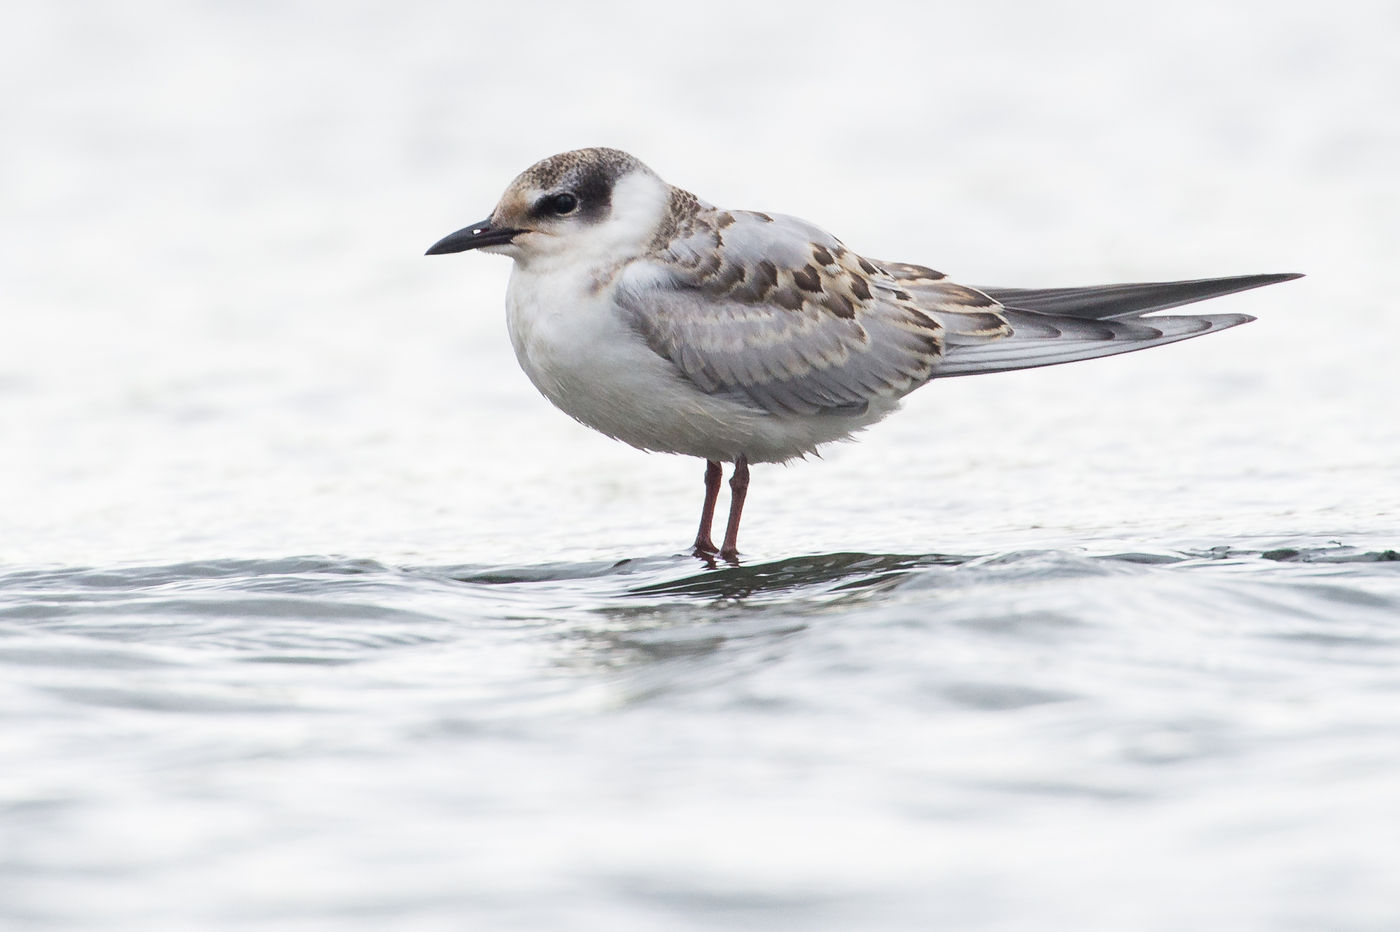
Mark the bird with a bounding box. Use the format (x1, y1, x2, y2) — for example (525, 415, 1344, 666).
(426, 147, 1300, 562)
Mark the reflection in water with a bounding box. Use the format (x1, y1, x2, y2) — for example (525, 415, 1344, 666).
(626, 552, 968, 599)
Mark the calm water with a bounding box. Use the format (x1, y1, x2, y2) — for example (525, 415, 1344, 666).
(4, 1, 1400, 929)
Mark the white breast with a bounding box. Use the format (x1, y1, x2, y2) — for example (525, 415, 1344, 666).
(505, 264, 728, 456)
(497, 169, 895, 463)
(503, 264, 896, 464)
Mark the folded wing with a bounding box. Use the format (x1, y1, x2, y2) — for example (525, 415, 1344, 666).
(618, 201, 1300, 402)
(617, 210, 960, 416)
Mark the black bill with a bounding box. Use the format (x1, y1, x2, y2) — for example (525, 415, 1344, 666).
(425, 219, 520, 255)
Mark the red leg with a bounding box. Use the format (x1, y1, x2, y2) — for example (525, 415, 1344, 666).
(718, 455, 749, 563)
(691, 460, 722, 556)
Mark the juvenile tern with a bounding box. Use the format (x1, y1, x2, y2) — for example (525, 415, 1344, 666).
(427, 147, 1300, 561)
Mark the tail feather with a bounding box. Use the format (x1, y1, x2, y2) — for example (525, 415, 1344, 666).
(932, 272, 1300, 379)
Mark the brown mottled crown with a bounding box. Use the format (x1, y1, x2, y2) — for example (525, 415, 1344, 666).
(516, 147, 654, 191)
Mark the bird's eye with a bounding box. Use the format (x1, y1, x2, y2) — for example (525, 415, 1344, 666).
(545, 192, 578, 215)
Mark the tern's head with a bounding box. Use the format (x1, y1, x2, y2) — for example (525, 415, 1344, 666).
(426, 148, 671, 269)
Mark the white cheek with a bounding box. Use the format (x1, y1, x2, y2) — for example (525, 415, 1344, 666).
(607, 172, 670, 243)
(496, 172, 670, 272)
(550, 172, 669, 266)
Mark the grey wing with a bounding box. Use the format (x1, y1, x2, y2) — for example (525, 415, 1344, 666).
(615, 211, 950, 416)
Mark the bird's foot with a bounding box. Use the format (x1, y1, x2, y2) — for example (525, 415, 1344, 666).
(691, 538, 719, 567)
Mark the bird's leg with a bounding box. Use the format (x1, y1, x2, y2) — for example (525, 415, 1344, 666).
(718, 454, 749, 563)
(691, 459, 723, 556)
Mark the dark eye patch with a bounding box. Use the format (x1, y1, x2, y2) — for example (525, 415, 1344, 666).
(530, 164, 615, 222)
(536, 192, 578, 217)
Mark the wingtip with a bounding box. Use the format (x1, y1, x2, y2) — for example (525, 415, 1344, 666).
(1230, 272, 1304, 289)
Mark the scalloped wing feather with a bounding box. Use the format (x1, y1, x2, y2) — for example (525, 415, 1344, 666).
(618, 211, 950, 416)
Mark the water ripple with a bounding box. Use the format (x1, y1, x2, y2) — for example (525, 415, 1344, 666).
(2, 538, 1399, 930)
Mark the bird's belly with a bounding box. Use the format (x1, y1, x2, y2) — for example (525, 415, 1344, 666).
(504, 276, 894, 463)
